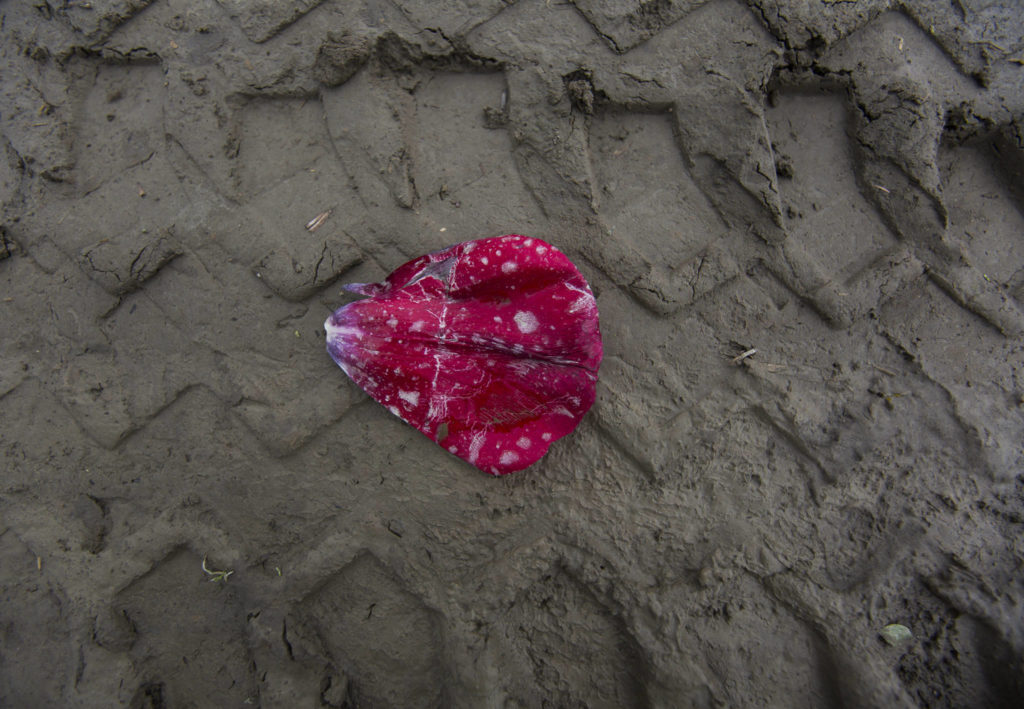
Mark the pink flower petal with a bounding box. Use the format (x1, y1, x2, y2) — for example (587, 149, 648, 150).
(325, 234, 602, 475)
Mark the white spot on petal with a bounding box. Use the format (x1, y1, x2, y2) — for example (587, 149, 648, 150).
(388, 405, 401, 417)
(516, 437, 531, 449)
(399, 390, 420, 406)
(468, 432, 486, 465)
(542, 432, 552, 441)
(481, 256, 489, 265)
(499, 450, 519, 466)
(514, 311, 539, 334)
(411, 320, 425, 332)
(501, 261, 517, 274)
(387, 317, 399, 328)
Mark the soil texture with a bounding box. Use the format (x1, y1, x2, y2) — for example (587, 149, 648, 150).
(1, 1, 1023, 707)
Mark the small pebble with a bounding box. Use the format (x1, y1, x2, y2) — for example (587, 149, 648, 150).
(879, 623, 913, 646)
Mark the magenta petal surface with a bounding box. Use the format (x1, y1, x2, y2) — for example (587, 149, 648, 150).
(324, 234, 603, 475)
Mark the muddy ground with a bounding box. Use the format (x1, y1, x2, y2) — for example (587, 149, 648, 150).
(1, 0, 1023, 707)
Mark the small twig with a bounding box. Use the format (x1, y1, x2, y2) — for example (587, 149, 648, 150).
(730, 348, 758, 365)
(202, 555, 234, 583)
(981, 40, 1008, 53)
(872, 184, 891, 194)
(305, 209, 332, 232)
(872, 363, 898, 377)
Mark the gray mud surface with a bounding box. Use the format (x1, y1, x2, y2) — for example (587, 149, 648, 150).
(2, 1, 1024, 707)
